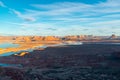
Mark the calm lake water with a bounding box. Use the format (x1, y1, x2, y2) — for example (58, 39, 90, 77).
(0, 43, 19, 48)
(0, 43, 19, 56)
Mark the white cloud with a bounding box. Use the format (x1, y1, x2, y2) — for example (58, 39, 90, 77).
(9, 0, 119, 23)
(0, 1, 36, 22)
(0, 1, 6, 7)
(31, 0, 120, 16)
(18, 0, 119, 27)
(4, 0, 120, 36)
(11, 9, 36, 22)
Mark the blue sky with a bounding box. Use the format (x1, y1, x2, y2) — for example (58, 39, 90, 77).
(0, 0, 120, 36)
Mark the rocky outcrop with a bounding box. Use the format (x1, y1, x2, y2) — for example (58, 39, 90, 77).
(32, 36, 44, 41)
(44, 36, 61, 41)
(15, 36, 33, 43)
(109, 34, 117, 39)
(14, 52, 29, 57)
(14, 36, 61, 42)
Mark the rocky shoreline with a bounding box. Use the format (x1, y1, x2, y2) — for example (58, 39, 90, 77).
(0, 41, 62, 55)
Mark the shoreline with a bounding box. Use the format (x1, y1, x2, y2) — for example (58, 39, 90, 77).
(0, 43, 44, 55)
(0, 41, 120, 56)
(0, 41, 62, 55)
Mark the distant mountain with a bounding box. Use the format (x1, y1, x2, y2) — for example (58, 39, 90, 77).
(0, 34, 120, 43)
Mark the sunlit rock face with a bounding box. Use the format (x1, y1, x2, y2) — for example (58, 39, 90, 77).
(14, 37, 24, 42)
(32, 36, 44, 41)
(14, 36, 61, 42)
(0, 36, 15, 42)
(14, 52, 29, 56)
(0, 34, 119, 44)
(44, 36, 61, 41)
(14, 36, 34, 43)
(0, 35, 101, 43)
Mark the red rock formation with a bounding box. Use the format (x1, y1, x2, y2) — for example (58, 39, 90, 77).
(44, 36, 61, 41)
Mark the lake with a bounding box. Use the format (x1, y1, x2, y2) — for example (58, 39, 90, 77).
(0, 43, 19, 56)
(0, 43, 19, 48)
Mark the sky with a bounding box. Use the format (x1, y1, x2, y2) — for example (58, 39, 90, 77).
(0, 0, 120, 36)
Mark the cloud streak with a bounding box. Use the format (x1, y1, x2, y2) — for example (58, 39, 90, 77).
(0, 1, 6, 7)
(1, 0, 120, 36)
(20, 0, 120, 26)
(11, 9, 36, 22)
